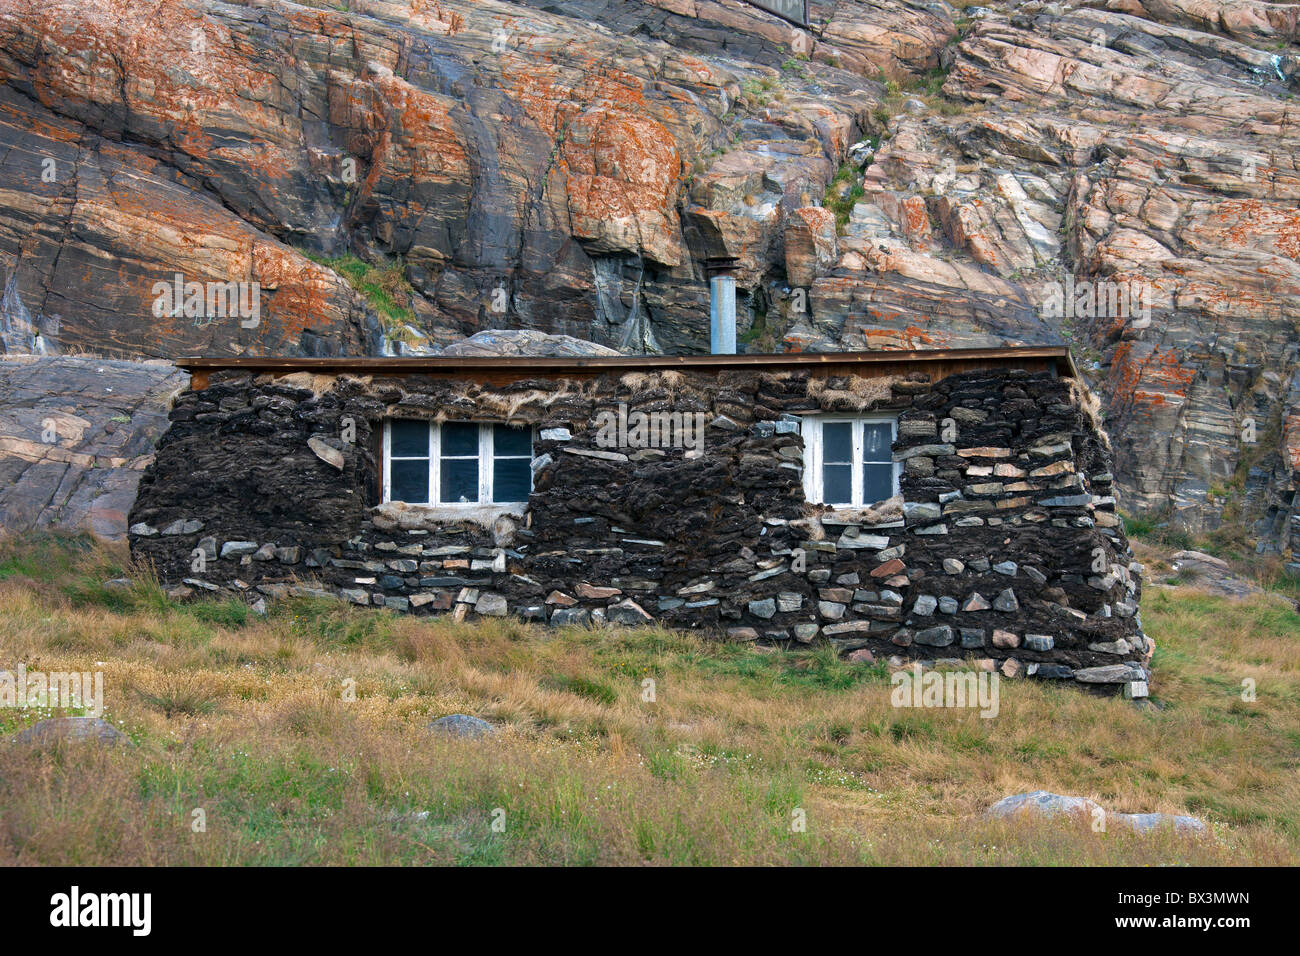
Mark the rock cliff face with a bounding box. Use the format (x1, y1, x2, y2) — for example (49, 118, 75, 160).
(0, 356, 187, 540)
(1, 0, 1298, 552)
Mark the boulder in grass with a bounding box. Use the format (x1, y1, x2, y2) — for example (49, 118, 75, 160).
(13, 717, 131, 747)
(987, 790, 1207, 835)
(986, 790, 1100, 821)
(1169, 551, 1261, 598)
(428, 714, 495, 738)
(1116, 812, 1206, 835)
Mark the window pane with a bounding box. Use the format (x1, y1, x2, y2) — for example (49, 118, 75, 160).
(823, 422, 852, 462)
(862, 422, 892, 462)
(493, 424, 531, 457)
(440, 458, 479, 503)
(823, 463, 852, 504)
(390, 419, 429, 458)
(863, 462, 893, 505)
(390, 459, 429, 503)
(493, 457, 531, 502)
(441, 422, 478, 456)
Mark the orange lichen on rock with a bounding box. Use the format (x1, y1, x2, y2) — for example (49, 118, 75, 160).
(1106, 342, 1195, 422)
(251, 243, 350, 340)
(856, 326, 946, 351)
(900, 195, 932, 240)
(350, 72, 469, 181)
(496, 56, 683, 266)
(1212, 198, 1300, 261)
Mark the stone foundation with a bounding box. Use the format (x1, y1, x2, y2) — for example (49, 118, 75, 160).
(129, 361, 1150, 694)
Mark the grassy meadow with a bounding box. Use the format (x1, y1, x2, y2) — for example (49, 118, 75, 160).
(0, 534, 1297, 866)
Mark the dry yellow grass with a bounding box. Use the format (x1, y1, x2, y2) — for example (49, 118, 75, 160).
(0, 535, 1296, 865)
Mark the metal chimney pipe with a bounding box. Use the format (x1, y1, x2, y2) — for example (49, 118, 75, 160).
(709, 272, 736, 355)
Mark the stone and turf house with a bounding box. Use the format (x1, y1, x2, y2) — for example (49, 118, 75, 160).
(128, 345, 1150, 695)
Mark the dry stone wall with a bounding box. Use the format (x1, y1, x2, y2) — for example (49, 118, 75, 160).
(129, 364, 1149, 694)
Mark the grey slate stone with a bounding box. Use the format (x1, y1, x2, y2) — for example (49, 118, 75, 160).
(903, 502, 942, 523)
(1075, 664, 1147, 683)
(474, 593, 508, 616)
(913, 625, 954, 647)
(550, 607, 591, 627)
(793, 623, 820, 642)
(1034, 663, 1074, 679)
(14, 717, 132, 747)
(817, 601, 846, 620)
(1038, 494, 1091, 507)
(429, 714, 495, 738)
(993, 588, 1019, 612)
(162, 518, 204, 535)
(607, 599, 653, 624)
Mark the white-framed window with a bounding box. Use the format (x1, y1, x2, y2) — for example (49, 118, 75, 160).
(382, 419, 533, 506)
(801, 415, 900, 507)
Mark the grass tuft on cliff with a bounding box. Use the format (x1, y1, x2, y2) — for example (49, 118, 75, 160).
(0, 535, 1297, 866)
(305, 252, 418, 337)
(823, 164, 865, 234)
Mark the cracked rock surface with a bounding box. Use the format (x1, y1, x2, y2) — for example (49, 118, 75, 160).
(0, 356, 187, 540)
